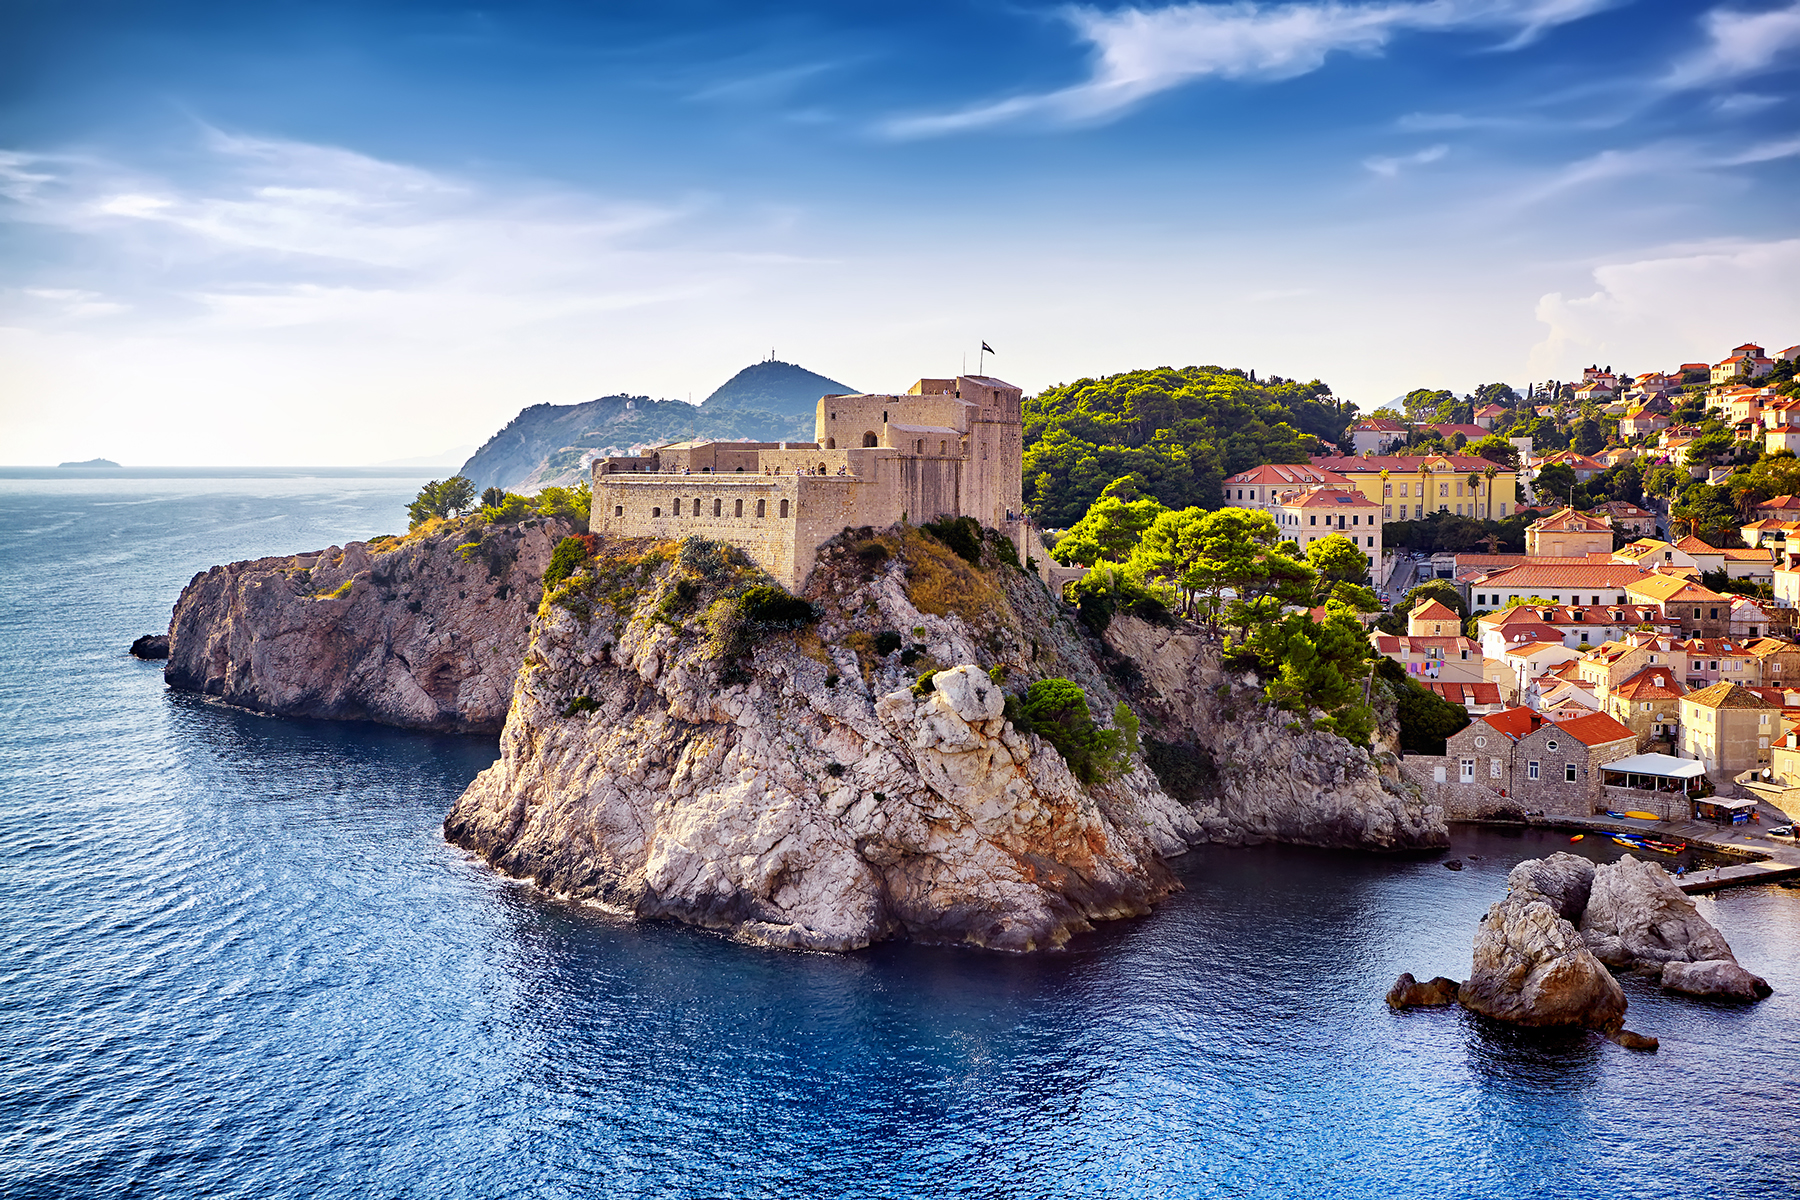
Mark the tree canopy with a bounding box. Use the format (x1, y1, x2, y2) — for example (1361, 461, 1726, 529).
(1022, 366, 1350, 527)
(407, 476, 477, 527)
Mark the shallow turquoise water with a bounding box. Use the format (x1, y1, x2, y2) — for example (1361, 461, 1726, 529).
(1, 473, 1796, 1199)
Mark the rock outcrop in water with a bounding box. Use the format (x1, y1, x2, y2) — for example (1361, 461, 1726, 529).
(1401, 851, 1768, 1040)
(1102, 615, 1449, 851)
(444, 529, 1195, 951)
(129, 634, 169, 660)
(1459, 863, 1628, 1031)
(164, 516, 573, 733)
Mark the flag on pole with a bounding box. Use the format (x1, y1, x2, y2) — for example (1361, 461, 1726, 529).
(981, 342, 995, 354)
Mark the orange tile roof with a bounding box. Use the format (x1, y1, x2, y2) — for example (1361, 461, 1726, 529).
(1284, 488, 1378, 509)
(1481, 707, 1545, 740)
(1412, 599, 1458, 621)
(1477, 562, 1652, 589)
(1223, 463, 1352, 487)
(1553, 711, 1637, 747)
(1612, 667, 1684, 700)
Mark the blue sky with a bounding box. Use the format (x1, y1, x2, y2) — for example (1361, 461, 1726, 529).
(3, 0, 1798, 464)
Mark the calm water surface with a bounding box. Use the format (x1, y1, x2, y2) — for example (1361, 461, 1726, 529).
(1, 473, 1797, 1199)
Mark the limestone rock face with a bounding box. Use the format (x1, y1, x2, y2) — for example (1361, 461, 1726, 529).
(445, 532, 1198, 951)
(1459, 893, 1628, 1029)
(1103, 615, 1448, 851)
(1508, 853, 1596, 922)
(1579, 854, 1737, 970)
(164, 517, 573, 733)
(1386, 973, 1460, 1008)
(1660, 959, 1774, 1001)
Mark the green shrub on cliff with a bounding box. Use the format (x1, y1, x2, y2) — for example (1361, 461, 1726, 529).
(407, 476, 476, 528)
(1012, 678, 1139, 785)
(544, 534, 598, 589)
(921, 516, 983, 565)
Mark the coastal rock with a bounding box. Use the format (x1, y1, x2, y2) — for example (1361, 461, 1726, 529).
(1386, 973, 1460, 1008)
(445, 529, 1196, 951)
(1608, 1028, 1660, 1051)
(1579, 855, 1737, 971)
(1508, 852, 1595, 921)
(1459, 893, 1627, 1029)
(1660, 959, 1774, 1001)
(164, 516, 573, 733)
(1102, 615, 1449, 851)
(129, 634, 170, 660)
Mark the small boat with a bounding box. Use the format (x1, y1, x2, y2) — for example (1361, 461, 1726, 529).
(1623, 811, 1660, 821)
(1569, 834, 1585, 842)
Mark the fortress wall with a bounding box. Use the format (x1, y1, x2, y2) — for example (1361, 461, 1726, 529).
(592, 475, 802, 585)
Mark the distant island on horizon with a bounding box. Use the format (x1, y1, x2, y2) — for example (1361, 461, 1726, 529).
(57, 458, 121, 469)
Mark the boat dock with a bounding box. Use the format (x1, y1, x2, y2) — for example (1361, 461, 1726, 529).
(1505, 798, 1800, 894)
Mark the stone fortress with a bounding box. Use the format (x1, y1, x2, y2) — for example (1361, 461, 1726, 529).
(590, 374, 1026, 589)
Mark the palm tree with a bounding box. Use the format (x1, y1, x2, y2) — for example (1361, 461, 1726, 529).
(1483, 463, 1499, 521)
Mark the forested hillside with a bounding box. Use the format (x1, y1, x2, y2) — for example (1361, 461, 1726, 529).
(1022, 366, 1353, 527)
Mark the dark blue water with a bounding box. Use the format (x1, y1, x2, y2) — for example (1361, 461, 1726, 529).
(3, 473, 1798, 1200)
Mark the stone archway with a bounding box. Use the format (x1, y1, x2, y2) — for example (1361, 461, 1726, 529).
(862, 432, 878, 447)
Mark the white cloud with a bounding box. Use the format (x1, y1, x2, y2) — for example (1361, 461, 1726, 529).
(1513, 133, 1800, 203)
(884, 0, 1620, 136)
(1667, 1, 1800, 89)
(1364, 143, 1449, 175)
(1712, 91, 1783, 115)
(1530, 238, 1800, 375)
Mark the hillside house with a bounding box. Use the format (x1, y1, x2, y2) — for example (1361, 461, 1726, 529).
(1525, 508, 1613, 557)
(1403, 708, 1637, 820)
(1679, 682, 1777, 781)
(1606, 666, 1684, 749)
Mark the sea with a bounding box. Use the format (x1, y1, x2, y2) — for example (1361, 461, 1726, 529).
(1, 468, 1797, 1200)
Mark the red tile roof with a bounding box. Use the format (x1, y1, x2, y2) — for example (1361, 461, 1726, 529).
(1481, 707, 1544, 740)
(1553, 711, 1637, 747)
(1423, 681, 1502, 706)
(1283, 488, 1378, 509)
(1612, 667, 1684, 700)
(1475, 562, 1653, 589)
(1223, 463, 1351, 487)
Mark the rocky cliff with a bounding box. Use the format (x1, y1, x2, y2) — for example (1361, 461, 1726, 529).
(164, 516, 574, 733)
(1103, 615, 1449, 851)
(444, 528, 1199, 951)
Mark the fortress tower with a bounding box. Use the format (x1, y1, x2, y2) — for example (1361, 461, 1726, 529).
(590, 375, 1025, 589)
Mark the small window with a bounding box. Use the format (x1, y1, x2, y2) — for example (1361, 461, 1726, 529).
(1474, 736, 1487, 748)
(779, 499, 789, 518)
(1528, 760, 1540, 780)
(1565, 763, 1577, 783)
(756, 499, 766, 517)
(1546, 739, 1559, 751)
(714, 498, 722, 516)
(1460, 759, 1475, 782)
(734, 499, 743, 517)
(652, 506, 661, 517)
(614, 505, 623, 517)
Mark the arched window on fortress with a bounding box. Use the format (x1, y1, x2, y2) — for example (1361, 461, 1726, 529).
(614, 505, 623, 517)
(735, 466, 745, 472)
(692, 497, 699, 513)
(756, 499, 766, 517)
(862, 432, 877, 447)
(734, 499, 744, 517)
(915, 439, 923, 453)
(672, 499, 682, 515)
(713, 498, 722, 517)
(652, 507, 662, 517)
(780, 499, 789, 518)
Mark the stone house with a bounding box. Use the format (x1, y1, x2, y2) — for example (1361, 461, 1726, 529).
(590, 374, 1025, 589)
(1220, 463, 1353, 514)
(1678, 682, 1777, 781)
(1573, 632, 1680, 702)
(1590, 501, 1656, 537)
(1622, 573, 1736, 639)
(1466, 561, 1652, 610)
(1370, 633, 1485, 683)
(1408, 599, 1461, 637)
(1269, 487, 1382, 571)
(1605, 666, 1684, 750)
(1402, 707, 1637, 819)
(1676, 638, 1762, 690)
(1525, 507, 1613, 556)
(1504, 641, 1582, 700)
(1748, 637, 1800, 686)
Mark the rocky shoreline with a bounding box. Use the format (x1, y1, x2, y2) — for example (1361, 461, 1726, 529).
(158, 517, 1454, 951)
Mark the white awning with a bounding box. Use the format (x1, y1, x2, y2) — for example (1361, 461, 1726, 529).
(1599, 753, 1707, 779)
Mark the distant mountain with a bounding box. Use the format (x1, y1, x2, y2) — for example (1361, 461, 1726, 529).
(700, 360, 856, 419)
(456, 361, 858, 493)
(58, 458, 120, 468)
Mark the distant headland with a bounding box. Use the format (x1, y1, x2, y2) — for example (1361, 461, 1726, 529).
(57, 458, 121, 468)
